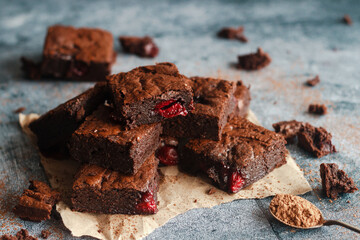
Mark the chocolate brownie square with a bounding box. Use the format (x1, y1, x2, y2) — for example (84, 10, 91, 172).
(119, 36, 159, 58)
(320, 163, 357, 199)
(41, 25, 116, 81)
(29, 82, 108, 158)
(71, 154, 159, 215)
(68, 105, 162, 174)
(297, 123, 336, 158)
(107, 62, 194, 128)
(13, 181, 60, 222)
(180, 117, 287, 193)
(163, 77, 250, 141)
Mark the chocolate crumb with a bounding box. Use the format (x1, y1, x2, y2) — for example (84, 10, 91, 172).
(194, 199, 197, 203)
(273, 120, 303, 143)
(1, 229, 38, 240)
(320, 163, 358, 199)
(342, 14, 352, 25)
(119, 36, 159, 58)
(207, 188, 216, 195)
(347, 200, 351, 203)
(13, 107, 26, 114)
(308, 104, 327, 115)
(217, 26, 248, 42)
(306, 75, 320, 86)
(40, 230, 50, 239)
(237, 48, 271, 70)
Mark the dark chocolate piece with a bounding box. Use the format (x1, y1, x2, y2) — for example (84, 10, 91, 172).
(320, 163, 357, 199)
(69, 105, 162, 174)
(29, 82, 108, 158)
(107, 62, 194, 128)
(23, 25, 116, 81)
(217, 26, 248, 42)
(180, 117, 287, 193)
(272, 120, 303, 143)
(342, 14, 352, 25)
(308, 104, 327, 115)
(297, 123, 336, 158)
(71, 154, 159, 215)
(13, 181, 60, 222)
(119, 36, 159, 58)
(237, 48, 271, 70)
(305, 75, 320, 86)
(0, 229, 37, 240)
(163, 77, 250, 140)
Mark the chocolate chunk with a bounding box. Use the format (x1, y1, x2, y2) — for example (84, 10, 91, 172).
(0, 229, 37, 240)
(119, 36, 159, 58)
(305, 75, 320, 86)
(272, 120, 303, 143)
(237, 48, 271, 70)
(320, 163, 358, 199)
(342, 14, 352, 25)
(13, 181, 60, 222)
(297, 123, 336, 158)
(217, 26, 248, 42)
(308, 104, 327, 115)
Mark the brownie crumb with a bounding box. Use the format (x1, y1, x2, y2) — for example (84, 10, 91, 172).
(207, 188, 216, 195)
(320, 163, 358, 199)
(305, 75, 320, 86)
(342, 14, 352, 25)
(40, 230, 50, 239)
(272, 120, 303, 143)
(119, 36, 159, 58)
(13, 107, 26, 114)
(217, 26, 248, 42)
(20, 57, 42, 80)
(308, 104, 327, 115)
(237, 48, 271, 70)
(194, 199, 197, 203)
(297, 123, 336, 158)
(1, 229, 38, 240)
(13, 180, 61, 222)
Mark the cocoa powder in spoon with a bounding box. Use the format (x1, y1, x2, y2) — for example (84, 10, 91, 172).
(270, 194, 324, 228)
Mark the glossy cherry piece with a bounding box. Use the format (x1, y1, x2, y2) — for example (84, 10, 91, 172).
(136, 191, 157, 214)
(154, 99, 188, 118)
(157, 145, 179, 166)
(228, 171, 245, 193)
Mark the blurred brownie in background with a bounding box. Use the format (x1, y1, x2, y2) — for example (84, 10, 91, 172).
(119, 36, 159, 58)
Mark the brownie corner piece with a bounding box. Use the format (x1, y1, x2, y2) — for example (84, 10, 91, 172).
(68, 105, 162, 174)
(71, 154, 159, 215)
(107, 62, 194, 128)
(41, 25, 116, 81)
(320, 163, 358, 199)
(13, 180, 60, 222)
(297, 123, 336, 158)
(180, 117, 287, 193)
(29, 82, 108, 157)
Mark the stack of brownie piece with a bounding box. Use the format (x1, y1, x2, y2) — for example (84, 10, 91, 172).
(29, 62, 287, 215)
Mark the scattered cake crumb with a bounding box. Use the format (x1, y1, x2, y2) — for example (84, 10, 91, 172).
(13, 107, 26, 114)
(342, 14, 352, 25)
(40, 230, 51, 239)
(308, 104, 327, 115)
(305, 75, 320, 86)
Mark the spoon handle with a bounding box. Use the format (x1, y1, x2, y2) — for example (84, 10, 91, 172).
(324, 220, 360, 234)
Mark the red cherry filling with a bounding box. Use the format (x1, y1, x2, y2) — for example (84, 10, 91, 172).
(136, 191, 157, 214)
(157, 145, 178, 166)
(228, 171, 245, 193)
(154, 99, 188, 118)
(72, 62, 89, 77)
(142, 42, 159, 58)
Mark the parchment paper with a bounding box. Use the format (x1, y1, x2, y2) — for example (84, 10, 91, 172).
(19, 111, 311, 240)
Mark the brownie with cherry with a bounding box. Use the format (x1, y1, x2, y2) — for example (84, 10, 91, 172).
(119, 36, 159, 58)
(180, 117, 287, 193)
(107, 62, 194, 128)
(163, 77, 250, 141)
(71, 154, 159, 215)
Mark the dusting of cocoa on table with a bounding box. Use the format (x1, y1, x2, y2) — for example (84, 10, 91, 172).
(270, 194, 324, 228)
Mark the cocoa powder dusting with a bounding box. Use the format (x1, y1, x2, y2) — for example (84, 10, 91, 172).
(270, 194, 324, 228)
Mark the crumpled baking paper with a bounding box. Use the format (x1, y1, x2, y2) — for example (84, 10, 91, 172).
(19, 111, 311, 240)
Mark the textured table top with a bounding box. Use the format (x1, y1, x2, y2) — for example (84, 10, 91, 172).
(0, 0, 359, 239)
